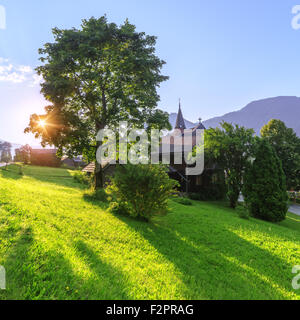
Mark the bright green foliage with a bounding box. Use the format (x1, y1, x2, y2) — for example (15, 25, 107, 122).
(71, 170, 92, 186)
(0, 165, 299, 300)
(205, 122, 255, 208)
(106, 164, 179, 220)
(24, 16, 171, 188)
(243, 139, 288, 222)
(261, 119, 300, 190)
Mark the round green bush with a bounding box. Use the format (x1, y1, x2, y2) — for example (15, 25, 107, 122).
(106, 164, 179, 221)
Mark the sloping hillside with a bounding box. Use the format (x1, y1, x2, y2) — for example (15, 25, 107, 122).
(0, 165, 299, 300)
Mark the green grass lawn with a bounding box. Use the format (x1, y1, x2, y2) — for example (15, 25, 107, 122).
(0, 165, 299, 300)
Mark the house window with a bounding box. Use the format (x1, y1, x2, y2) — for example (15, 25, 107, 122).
(196, 176, 202, 186)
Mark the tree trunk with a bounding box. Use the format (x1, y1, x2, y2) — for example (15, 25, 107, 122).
(94, 140, 104, 189)
(230, 198, 236, 209)
(94, 89, 107, 190)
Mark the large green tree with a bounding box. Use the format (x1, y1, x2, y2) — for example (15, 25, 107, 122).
(25, 17, 170, 188)
(261, 119, 300, 190)
(205, 122, 255, 208)
(243, 139, 288, 222)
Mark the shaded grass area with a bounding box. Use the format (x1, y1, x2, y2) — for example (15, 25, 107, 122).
(0, 165, 299, 300)
(279, 212, 300, 233)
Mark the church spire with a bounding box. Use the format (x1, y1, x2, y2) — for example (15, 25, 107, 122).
(175, 99, 186, 130)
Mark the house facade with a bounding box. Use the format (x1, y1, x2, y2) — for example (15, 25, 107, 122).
(159, 103, 223, 194)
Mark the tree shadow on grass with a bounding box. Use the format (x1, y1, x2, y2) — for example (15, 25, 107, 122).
(73, 240, 131, 300)
(82, 190, 109, 210)
(0, 167, 23, 181)
(29, 174, 86, 190)
(114, 210, 296, 300)
(0, 224, 132, 300)
(1, 165, 84, 190)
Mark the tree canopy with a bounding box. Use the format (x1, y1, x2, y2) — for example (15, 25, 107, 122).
(205, 122, 255, 208)
(14, 145, 32, 164)
(261, 119, 300, 190)
(25, 16, 171, 187)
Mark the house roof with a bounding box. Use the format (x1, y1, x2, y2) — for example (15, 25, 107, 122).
(175, 101, 186, 130)
(159, 112, 206, 155)
(82, 162, 95, 173)
(82, 160, 112, 173)
(192, 122, 206, 131)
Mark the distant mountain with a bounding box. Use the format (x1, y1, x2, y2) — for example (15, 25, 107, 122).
(169, 96, 300, 137)
(203, 96, 300, 136)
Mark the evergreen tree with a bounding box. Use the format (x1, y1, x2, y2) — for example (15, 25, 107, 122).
(243, 139, 288, 222)
(261, 119, 300, 190)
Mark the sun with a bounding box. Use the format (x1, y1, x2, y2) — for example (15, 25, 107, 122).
(38, 120, 47, 128)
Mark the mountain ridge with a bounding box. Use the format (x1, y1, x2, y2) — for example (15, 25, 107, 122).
(169, 96, 300, 136)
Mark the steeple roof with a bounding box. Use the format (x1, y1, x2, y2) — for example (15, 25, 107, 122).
(175, 100, 186, 130)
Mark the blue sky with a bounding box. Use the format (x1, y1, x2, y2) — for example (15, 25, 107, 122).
(0, 0, 300, 144)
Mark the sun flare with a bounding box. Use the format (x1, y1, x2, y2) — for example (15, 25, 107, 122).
(38, 120, 47, 127)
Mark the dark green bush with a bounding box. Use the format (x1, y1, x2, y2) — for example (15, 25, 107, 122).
(189, 184, 226, 201)
(243, 139, 288, 222)
(84, 188, 107, 202)
(173, 197, 193, 206)
(106, 164, 179, 221)
(236, 204, 250, 220)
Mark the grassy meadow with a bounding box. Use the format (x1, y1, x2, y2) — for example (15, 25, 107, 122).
(0, 165, 299, 300)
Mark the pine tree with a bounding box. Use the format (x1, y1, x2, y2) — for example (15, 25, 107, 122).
(243, 139, 288, 222)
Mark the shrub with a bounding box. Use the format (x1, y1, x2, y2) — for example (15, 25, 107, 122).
(61, 163, 75, 170)
(109, 201, 131, 217)
(288, 191, 300, 204)
(84, 188, 107, 202)
(189, 184, 226, 201)
(236, 204, 250, 220)
(243, 139, 288, 222)
(106, 164, 179, 221)
(189, 193, 201, 201)
(72, 171, 91, 186)
(173, 197, 193, 206)
(18, 165, 24, 176)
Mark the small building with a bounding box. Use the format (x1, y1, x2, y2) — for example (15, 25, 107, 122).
(61, 156, 86, 168)
(30, 149, 61, 167)
(158, 102, 223, 194)
(82, 161, 117, 185)
(82, 102, 225, 197)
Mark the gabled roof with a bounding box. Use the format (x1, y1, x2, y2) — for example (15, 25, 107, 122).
(192, 122, 206, 132)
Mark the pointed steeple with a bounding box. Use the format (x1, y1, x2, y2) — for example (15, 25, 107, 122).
(175, 99, 186, 130)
